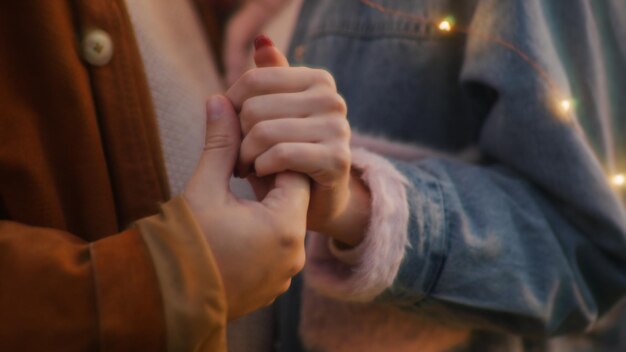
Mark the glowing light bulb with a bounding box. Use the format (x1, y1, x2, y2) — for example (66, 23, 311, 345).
(560, 99, 572, 112)
(612, 174, 625, 187)
(438, 20, 452, 32)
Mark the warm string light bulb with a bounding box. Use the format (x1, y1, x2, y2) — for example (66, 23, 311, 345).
(438, 16, 455, 32)
(612, 174, 625, 187)
(560, 99, 572, 112)
(438, 20, 452, 32)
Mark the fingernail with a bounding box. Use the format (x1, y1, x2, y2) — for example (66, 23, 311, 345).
(254, 34, 274, 50)
(207, 96, 224, 121)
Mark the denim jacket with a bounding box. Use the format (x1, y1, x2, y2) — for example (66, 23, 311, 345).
(278, 0, 626, 350)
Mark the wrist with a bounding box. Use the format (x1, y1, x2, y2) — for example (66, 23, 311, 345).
(318, 169, 371, 247)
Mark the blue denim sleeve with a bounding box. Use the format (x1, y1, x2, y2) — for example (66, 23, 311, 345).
(378, 0, 626, 336)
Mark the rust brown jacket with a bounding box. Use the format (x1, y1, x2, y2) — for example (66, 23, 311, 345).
(0, 1, 231, 351)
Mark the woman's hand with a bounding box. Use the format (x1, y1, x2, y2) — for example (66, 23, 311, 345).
(226, 42, 371, 247)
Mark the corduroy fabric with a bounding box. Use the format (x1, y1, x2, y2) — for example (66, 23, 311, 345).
(0, 1, 228, 350)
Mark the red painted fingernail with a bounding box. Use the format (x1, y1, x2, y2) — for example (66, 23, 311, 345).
(254, 34, 274, 50)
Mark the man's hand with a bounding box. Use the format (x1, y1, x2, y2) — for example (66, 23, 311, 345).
(183, 95, 309, 320)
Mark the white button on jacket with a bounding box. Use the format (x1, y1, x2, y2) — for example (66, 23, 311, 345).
(81, 29, 113, 66)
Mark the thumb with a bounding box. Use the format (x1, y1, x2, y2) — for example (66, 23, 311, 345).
(190, 95, 241, 199)
(253, 35, 289, 68)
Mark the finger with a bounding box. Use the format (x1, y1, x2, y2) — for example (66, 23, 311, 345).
(239, 90, 347, 134)
(253, 34, 289, 68)
(226, 67, 335, 111)
(254, 143, 350, 186)
(238, 117, 349, 177)
(225, 47, 250, 88)
(224, 4, 271, 86)
(224, 23, 251, 88)
(262, 171, 310, 218)
(187, 95, 241, 199)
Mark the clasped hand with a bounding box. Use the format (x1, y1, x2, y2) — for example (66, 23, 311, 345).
(183, 42, 370, 320)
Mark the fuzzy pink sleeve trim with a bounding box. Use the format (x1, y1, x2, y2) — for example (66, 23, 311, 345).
(304, 148, 410, 302)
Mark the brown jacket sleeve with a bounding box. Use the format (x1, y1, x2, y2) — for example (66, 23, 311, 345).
(0, 222, 164, 351)
(0, 197, 227, 351)
(136, 197, 228, 352)
(0, 1, 228, 350)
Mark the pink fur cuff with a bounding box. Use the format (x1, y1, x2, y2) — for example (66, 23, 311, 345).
(304, 148, 410, 302)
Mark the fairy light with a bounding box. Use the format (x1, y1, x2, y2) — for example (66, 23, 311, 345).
(560, 99, 572, 112)
(438, 20, 452, 32)
(612, 174, 625, 187)
(438, 15, 456, 33)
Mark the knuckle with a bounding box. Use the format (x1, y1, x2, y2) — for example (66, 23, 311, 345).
(331, 146, 351, 172)
(241, 69, 261, 88)
(289, 253, 306, 277)
(278, 279, 292, 296)
(313, 91, 346, 116)
(240, 99, 263, 132)
(322, 93, 342, 112)
(278, 232, 297, 248)
(240, 98, 258, 122)
(268, 215, 290, 240)
(329, 118, 351, 139)
(279, 227, 303, 249)
(273, 144, 292, 163)
(314, 69, 336, 88)
(332, 94, 348, 115)
(250, 120, 272, 143)
(273, 219, 304, 250)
